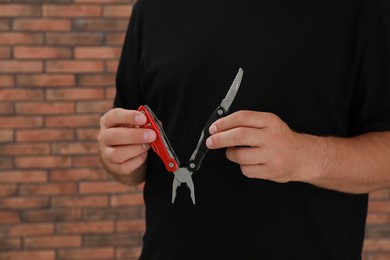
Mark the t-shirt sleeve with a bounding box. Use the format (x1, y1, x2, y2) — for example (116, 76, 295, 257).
(113, 2, 145, 110)
(351, 0, 390, 135)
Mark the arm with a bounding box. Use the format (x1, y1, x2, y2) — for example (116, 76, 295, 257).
(206, 110, 390, 194)
(98, 108, 156, 186)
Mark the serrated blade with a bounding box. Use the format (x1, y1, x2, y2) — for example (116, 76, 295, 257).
(220, 68, 243, 111)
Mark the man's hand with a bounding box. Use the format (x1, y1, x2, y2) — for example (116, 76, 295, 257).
(205, 110, 315, 183)
(98, 108, 157, 185)
(206, 110, 390, 194)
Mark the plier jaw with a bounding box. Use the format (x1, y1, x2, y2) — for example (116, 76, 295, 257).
(172, 168, 196, 205)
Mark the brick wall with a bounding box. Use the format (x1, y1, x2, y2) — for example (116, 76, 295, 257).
(0, 0, 145, 259)
(0, 1, 389, 259)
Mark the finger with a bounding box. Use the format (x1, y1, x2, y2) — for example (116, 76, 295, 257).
(104, 144, 150, 164)
(101, 108, 147, 129)
(105, 152, 148, 175)
(206, 127, 263, 149)
(226, 146, 264, 165)
(103, 127, 156, 146)
(209, 110, 278, 134)
(240, 164, 290, 183)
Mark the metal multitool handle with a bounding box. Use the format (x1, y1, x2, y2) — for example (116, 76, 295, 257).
(188, 106, 227, 172)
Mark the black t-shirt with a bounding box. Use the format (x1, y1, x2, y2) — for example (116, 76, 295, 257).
(114, 0, 390, 259)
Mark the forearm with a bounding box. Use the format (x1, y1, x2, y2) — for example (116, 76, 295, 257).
(298, 131, 390, 194)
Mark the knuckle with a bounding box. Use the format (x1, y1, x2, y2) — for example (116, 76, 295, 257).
(235, 111, 248, 124)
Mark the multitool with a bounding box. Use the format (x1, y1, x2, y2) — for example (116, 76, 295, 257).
(138, 68, 243, 204)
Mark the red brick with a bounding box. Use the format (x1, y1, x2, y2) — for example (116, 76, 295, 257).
(15, 156, 72, 169)
(0, 211, 20, 224)
(106, 60, 119, 72)
(0, 46, 11, 58)
(0, 170, 47, 183)
(110, 193, 144, 207)
(0, 129, 13, 142)
(25, 236, 81, 249)
(51, 195, 108, 208)
(46, 32, 103, 45)
(56, 221, 114, 234)
(364, 239, 390, 252)
(43, 4, 101, 17)
(368, 201, 390, 213)
(76, 100, 112, 113)
(366, 213, 390, 225)
(105, 86, 116, 99)
(45, 115, 100, 128)
(17, 129, 74, 142)
(0, 32, 43, 45)
(23, 208, 81, 222)
(370, 190, 389, 200)
(116, 247, 142, 259)
(51, 168, 106, 182)
(0, 89, 44, 101)
(74, 155, 102, 167)
(46, 60, 104, 73)
(78, 74, 115, 86)
(19, 183, 77, 195)
(0, 197, 49, 209)
(76, 128, 99, 141)
(0, 103, 13, 115)
(51, 142, 98, 155)
(0, 19, 10, 30)
(58, 247, 114, 259)
(0, 60, 43, 73)
(83, 207, 143, 221)
(14, 46, 72, 59)
(16, 102, 74, 115)
(0, 238, 21, 251)
(80, 181, 137, 194)
(0, 158, 13, 170)
(17, 74, 75, 87)
(0, 75, 14, 87)
(46, 88, 104, 100)
(0, 251, 55, 260)
(74, 18, 128, 32)
(0, 4, 40, 17)
(367, 253, 390, 260)
(103, 5, 132, 17)
(0, 184, 17, 196)
(75, 47, 121, 59)
(0, 143, 49, 155)
(13, 18, 71, 31)
(116, 219, 145, 233)
(0, 116, 43, 128)
(106, 32, 125, 45)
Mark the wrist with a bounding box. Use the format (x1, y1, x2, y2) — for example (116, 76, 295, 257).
(292, 134, 330, 184)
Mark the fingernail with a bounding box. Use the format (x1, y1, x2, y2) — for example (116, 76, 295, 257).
(206, 137, 213, 147)
(144, 130, 156, 141)
(209, 124, 217, 135)
(135, 114, 146, 124)
(142, 143, 150, 150)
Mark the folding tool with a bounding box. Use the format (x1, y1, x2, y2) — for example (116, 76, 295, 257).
(138, 68, 243, 205)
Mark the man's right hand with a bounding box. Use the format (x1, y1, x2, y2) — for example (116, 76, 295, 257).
(98, 108, 157, 185)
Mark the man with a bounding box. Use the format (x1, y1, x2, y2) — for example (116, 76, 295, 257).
(98, 0, 390, 259)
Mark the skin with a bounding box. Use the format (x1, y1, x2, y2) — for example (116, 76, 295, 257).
(99, 108, 390, 193)
(206, 110, 390, 194)
(98, 108, 155, 185)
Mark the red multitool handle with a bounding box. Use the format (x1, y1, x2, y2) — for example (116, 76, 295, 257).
(138, 105, 179, 172)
